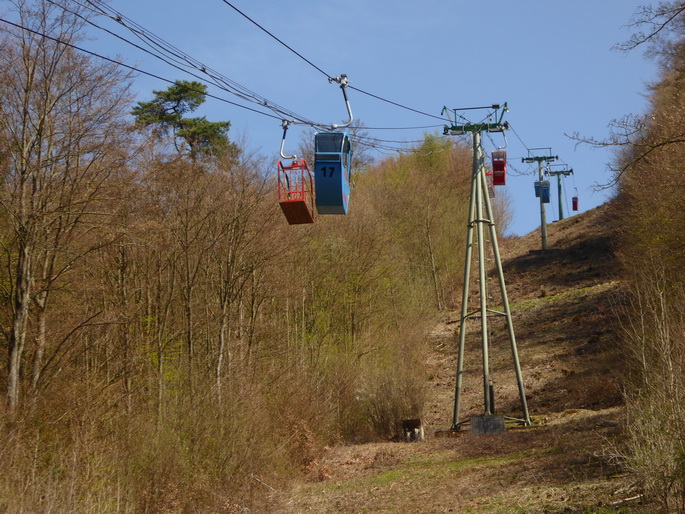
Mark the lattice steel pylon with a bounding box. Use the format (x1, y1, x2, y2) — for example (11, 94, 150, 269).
(447, 125, 531, 430)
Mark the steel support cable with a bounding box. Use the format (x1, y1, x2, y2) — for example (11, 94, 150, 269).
(506, 161, 534, 177)
(348, 86, 449, 122)
(0, 16, 284, 122)
(506, 122, 531, 153)
(11, 4, 431, 154)
(82, 0, 212, 71)
(352, 134, 425, 145)
(216, 0, 451, 123)
(364, 124, 444, 131)
(77, 0, 452, 138)
(77, 0, 440, 146)
(1, 16, 415, 155)
(80, 0, 322, 126)
(77, 0, 246, 78)
(48, 0, 260, 101)
(83, 0, 321, 124)
(217, 0, 333, 80)
(500, 122, 547, 175)
(349, 136, 411, 152)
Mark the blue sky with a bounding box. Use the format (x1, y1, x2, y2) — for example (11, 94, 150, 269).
(73, 0, 657, 236)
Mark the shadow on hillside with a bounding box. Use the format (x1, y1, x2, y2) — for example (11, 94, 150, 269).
(499, 233, 619, 301)
(494, 267, 624, 417)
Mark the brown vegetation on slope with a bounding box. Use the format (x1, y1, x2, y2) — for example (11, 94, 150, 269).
(0, 4, 473, 510)
(275, 201, 660, 512)
(5, 0, 684, 510)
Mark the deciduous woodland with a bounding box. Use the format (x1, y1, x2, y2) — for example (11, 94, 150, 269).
(0, 2, 475, 510)
(2, 0, 685, 511)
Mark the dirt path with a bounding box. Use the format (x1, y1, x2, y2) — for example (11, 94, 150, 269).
(267, 204, 656, 512)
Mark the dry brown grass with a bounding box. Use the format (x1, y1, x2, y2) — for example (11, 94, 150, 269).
(269, 202, 662, 512)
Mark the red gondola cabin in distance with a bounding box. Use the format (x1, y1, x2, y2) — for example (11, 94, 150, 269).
(492, 150, 506, 186)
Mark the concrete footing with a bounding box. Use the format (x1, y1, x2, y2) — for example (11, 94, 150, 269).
(471, 415, 506, 435)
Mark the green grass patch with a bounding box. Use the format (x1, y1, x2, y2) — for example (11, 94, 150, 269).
(510, 281, 618, 313)
(312, 447, 559, 497)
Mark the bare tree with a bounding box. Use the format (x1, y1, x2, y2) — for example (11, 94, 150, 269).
(617, 1, 685, 52)
(570, 2, 685, 187)
(0, 0, 132, 408)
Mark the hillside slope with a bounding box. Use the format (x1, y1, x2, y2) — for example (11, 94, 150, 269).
(269, 202, 653, 512)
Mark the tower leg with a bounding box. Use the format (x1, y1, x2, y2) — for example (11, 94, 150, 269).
(480, 165, 531, 426)
(473, 133, 491, 415)
(451, 141, 479, 430)
(538, 161, 548, 250)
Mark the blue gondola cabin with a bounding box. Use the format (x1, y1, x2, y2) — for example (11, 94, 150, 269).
(541, 180, 550, 203)
(534, 180, 551, 204)
(314, 132, 352, 215)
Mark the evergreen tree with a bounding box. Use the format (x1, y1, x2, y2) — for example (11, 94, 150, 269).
(132, 80, 238, 158)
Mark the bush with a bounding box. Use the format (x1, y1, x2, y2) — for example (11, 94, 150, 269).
(617, 259, 685, 511)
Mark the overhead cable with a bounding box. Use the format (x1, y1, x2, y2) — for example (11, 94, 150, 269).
(218, 0, 332, 80)
(0, 16, 286, 122)
(2, 6, 431, 154)
(82, 0, 450, 139)
(80, 0, 324, 127)
(216, 0, 449, 123)
(507, 123, 531, 153)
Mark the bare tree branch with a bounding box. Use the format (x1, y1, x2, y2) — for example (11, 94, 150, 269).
(617, 2, 685, 51)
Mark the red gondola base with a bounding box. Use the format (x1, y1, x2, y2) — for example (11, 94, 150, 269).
(572, 196, 579, 212)
(278, 159, 315, 224)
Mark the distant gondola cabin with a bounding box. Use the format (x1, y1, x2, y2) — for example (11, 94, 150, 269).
(314, 132, 352, 214)
(534, 180, 551, 203)
(491, 150, 506, 186)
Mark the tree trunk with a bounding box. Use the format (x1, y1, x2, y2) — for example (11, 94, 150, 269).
(426, 226, 444, 311)
(30, 291, 47, 393)
(8, 242, 32, 408)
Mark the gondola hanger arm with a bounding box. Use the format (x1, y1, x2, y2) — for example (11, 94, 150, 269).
(328, 74, 353, 129)
(279, 119, 298, 160)
(498, 132, 509, 151)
